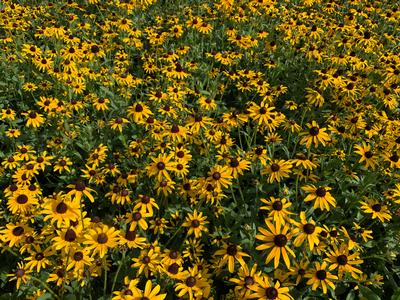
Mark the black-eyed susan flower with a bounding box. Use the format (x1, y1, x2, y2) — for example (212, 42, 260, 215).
(0, 223, 32, 248)
(21, 111, 45, 128)
(304, 262, 338, 294)
(131, 248, 160, 278)
(174, 266, 210, 300)
(7, 262, 30, 290)
(214, 242, 250, 273)
(229, 263, 261, 299)
(25, 245, 53, 273)
(248, 275, 293, 300)
(84, 225, 119, 258)
(300, 121, 330, 149)
(67, 180, 96, 203)
(112, 277, 141, 300)
(292, 212, 322, 251)
(302, 184, 336, 211)
(360, 198, 392, 222)
(325, 244, 363, 279)
(146, 153, 176, 182)
(262, 159, 293, 183)
(66, 247, 93, 274)
(182, 210, 209, 238)
(131, 280, 166, 300)
(354, 143, 378, 169)
(7, 189, 38, 215)
(207, 165, 233, 190)
(260, 197, 293, 228)
(256, 220, 295, 269)
(42, 193, 80, 227)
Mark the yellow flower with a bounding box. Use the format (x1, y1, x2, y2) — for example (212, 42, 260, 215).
(229, 263, 261, 299)
(182, 210, 209, 238)
(84, 225, 120, 258)
(214, 242, 250, 273)
(300, 121, 330, 148)
(207, 165, 233, 190)
(260, 197, 293, 228)
(325, 244, 363, 279)
(248, 275, 293, 300)
(360, 198, 392, 222)
(146, 153, 176, 182)
(174, 266, 210, 300)
(354, 142, 378, 170)
(7, 189, 38, 215)
(131, 280, 167, 300)
(256, 220, 295, 269)
(7, 262, 31, 289)
(304, 262, 338, 294)
(42, 193, 80, 227)
(67, 180, 96, 203)
(302, 184, 336, 211)
(21, 111, 45, 128)
(262, 159, 293, 183)
(292, 212, 322, 251)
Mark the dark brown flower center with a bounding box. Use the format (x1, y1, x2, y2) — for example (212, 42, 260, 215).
(169, 251, 178, 259)
(73, 252, 83, 261)
(16, 268, 25, 277)
(371, 204, 381, 212)
(227, 244, 237, 256)
(186, 276, 196, 287)
(135, 104, 143, 112)
(56, 202, 68, 214)
(265, 287, 278, 299)
(298, 268, 306, 275)
(309, 126, 319, 136)
(316, 270, 327, 280)
(97, 233, 108, 244)
(230, 159, 239, 168)
(171, 125, 179, 133)
(212, 172, 221, 180)
(364, 151, 373, 158)
(274, 234, 287, 247)
(125, 230, 137, 241)
(244, 276, 254, 285)
(272, 201, 283, 211)
(124, 289, 133, 295)
(168, 263, 179, 274)
(35, 253, 44, 261)
(65, 229, 77, 242)
(132, 212, 142, 221)
(12, 226, 24, 236)
(270, 163, 280, 172)
(191, 219, 200, 228)
(142, 256, 150, 264)
(303, 223, 315, 234)
(16, 194, 28, 204)
(75, 181, 86, 191)
(316, 187, 326, 197)
(157, 162, 165, 170)
(337, 254, 348, 265)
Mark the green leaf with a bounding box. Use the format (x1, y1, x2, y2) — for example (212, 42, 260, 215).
(359, 285, 381, 300)
(391, 289, 400, 300)
(346, 291, 356, 300)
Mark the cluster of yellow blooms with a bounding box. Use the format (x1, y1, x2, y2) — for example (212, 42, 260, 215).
(0, 0, 399, 299)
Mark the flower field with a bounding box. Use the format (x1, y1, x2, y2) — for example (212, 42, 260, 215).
(0, 0, 399, 299)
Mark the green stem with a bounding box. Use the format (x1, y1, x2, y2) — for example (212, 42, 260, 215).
(103, 259, 108, 298)
(31, 277, 59, 299)
(111, 251, 125, 293)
